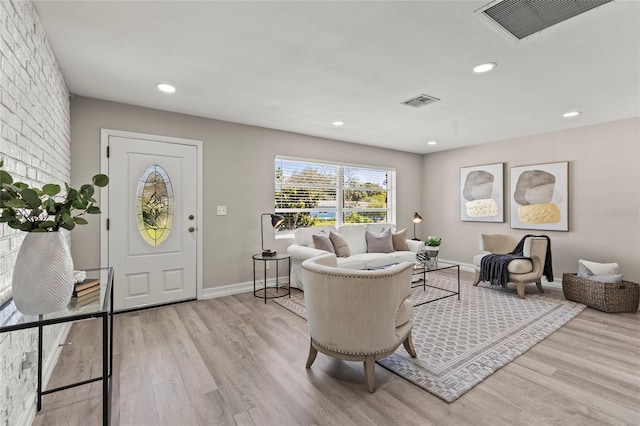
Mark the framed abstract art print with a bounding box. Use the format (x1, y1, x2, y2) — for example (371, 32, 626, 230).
(460, 163, 504, 222)
(510, 161, 569, 231)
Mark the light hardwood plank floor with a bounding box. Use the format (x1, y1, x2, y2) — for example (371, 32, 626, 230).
(33, 270, 640, 426)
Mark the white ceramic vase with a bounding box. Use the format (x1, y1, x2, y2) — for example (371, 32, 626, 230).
(12, 232, 74, 315)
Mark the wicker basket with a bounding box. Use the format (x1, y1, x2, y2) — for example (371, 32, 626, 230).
(562, 273, 639, 313)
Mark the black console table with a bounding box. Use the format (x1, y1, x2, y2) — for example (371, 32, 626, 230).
(0, 267, 114, 426)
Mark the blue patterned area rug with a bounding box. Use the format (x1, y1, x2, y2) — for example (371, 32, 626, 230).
(274, 273, 586, 403)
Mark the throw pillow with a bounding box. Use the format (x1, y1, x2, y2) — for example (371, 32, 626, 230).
(392, 228, 409, 251)
(312, 231, 335, 253)
(366, 228, 394, 253)
(578, 259, 619, 277)
(577, 261, 593, 279)
(590, 274, 624, 283)
(329, 231, 351, 257)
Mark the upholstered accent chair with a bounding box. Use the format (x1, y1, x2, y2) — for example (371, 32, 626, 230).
(472, 234, 549, 298)
(301, 253, 417, 392)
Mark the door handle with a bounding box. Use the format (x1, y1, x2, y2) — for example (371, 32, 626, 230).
(188, 227, 195, 233)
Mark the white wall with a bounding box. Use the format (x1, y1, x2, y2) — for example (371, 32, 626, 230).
(422, 117, 640, 282)
(0, 1, 71, 424)
(70, 96, 424, 290)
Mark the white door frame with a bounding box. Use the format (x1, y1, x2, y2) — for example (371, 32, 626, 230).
(100, 129, 204, 300)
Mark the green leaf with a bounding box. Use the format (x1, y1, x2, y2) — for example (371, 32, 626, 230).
(19, 222, 33, 232)
(80, 184, 94, 196)
(7, 221, 21, 229)
(67, 188, 78, 199)
(12, 182, 28, 191)
(19, 188, 42, 208)
(61, 211, 73, 224)
(43, 198, 56, 213)
(72, 199, 86, 209)
(73, 217, 88, 225)
(61, 221, 75, 231)
(5, 199, 27, 208)
(31, 228, 47, 233)
(42, 184, 61, 196)
(86, 205, 101, 214)
(0, 170, 13, 185)
(38, 221, 56, 229)
(92, 174, 109, 187)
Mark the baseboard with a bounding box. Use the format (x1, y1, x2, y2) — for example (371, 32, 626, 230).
(200, 277, 291, 300)
(439, 258, 475, 273)
(18, 322, 72, 426)
(199, 264, 563, 300)
(200, 281, 252, 299)
(438, 258, 562, 289)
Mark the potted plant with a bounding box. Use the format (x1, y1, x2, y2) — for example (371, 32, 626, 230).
(0, 160, 109, 314)
(425, 236, 441, 258)
(425, 236, 442, 249)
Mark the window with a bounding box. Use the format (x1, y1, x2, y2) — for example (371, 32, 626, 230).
(136, 165, 174, 246)
(274, 156, 395, 235)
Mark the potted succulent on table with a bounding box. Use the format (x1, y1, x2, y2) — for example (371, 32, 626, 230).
(425, 236, 442, 256)
(0, 160, 109, 315)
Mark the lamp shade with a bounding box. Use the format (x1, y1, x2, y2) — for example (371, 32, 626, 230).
(270, 214, 285, 228)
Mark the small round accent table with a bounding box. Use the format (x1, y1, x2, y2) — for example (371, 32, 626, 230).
(252, 253, 291, 304)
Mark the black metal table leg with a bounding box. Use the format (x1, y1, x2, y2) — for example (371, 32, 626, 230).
(37, 320, 43, 411)
(263, 260, 267, 304)
(102, 313, 109, 426)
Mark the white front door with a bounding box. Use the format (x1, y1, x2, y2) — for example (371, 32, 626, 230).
(105, 132, 200, 311)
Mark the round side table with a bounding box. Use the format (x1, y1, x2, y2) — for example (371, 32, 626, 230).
(252, 253, 291, 304)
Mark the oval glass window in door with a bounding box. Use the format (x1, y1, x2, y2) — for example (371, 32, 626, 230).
(136, 165, 174, 246)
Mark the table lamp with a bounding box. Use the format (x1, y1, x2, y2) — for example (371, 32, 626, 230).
(412, 212, 423, 240)
(261, 213, 284, 256)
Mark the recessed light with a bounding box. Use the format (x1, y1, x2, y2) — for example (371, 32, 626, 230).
(562, 111, 581, 118)
(156, 83, 176, 93)
(332, 121, 344, 126)
(427, 141, 437, 145)
(473, 62, 497, 73)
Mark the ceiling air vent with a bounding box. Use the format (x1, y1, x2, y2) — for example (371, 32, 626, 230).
(478, 0, 613, 41)
(401, 94, 440, 108)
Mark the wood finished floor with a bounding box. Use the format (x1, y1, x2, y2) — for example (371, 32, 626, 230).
(33, 270, 640, 426)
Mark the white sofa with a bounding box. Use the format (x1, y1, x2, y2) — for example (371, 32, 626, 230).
(286, 224, 423, 289)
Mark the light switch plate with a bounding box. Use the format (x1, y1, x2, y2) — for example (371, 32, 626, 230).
(216, 205, 227, 215)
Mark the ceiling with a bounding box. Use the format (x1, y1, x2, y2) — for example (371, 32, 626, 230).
(33, 1, 640, 154)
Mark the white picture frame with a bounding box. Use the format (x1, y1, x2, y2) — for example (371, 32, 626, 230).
(510, 161, 569, 231)
(460, 163, 504, 222)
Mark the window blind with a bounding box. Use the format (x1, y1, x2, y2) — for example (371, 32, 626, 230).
(274, 156, 394, 233)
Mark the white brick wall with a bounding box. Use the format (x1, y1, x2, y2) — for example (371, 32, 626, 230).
(1, 1, 71, 425)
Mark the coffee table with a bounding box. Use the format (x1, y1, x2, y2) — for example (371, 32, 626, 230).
(411, 262, 460, 306)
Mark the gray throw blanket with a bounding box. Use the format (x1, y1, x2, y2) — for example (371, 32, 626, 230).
(479, 235, 553, 287)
